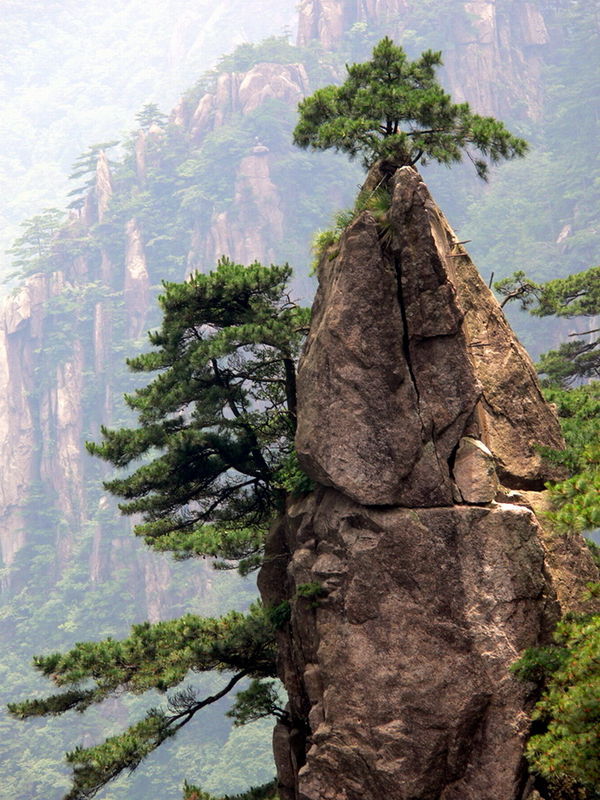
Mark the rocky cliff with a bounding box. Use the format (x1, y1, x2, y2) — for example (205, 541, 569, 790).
(259, 166, 598, 800)
(0, 0, 562, 597)
(175, 62, 310, 270)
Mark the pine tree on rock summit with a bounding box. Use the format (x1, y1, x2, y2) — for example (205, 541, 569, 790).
(293, 37, 528, 179)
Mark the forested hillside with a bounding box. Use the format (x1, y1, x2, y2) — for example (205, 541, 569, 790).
(0, 0, 297, 283)
(0, 1, 597, 797)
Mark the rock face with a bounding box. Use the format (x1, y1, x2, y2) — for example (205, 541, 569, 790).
(260, 166, 598, 800)
(173, 62, 310, 271)
(261, 492, 557, 800)
(453, 437, 499, 504)
(296, 166, 564, 501)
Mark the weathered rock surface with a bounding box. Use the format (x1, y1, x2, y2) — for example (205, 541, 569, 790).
(416, 171, 566, 487)
(262, 164, 598, 800)
(173, 62, 309, 271)
(296, 166, 563, 505)
(124, 218, 150, 338)
(295, 207, 479, 506)
(453, 437, 499, 504)
(260, 489, 560, 800)
(200, 145, 285, 269)
(178, 63, 310, 143)
(508, 490, 600, 616)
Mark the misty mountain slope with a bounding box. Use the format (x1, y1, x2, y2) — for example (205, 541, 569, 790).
(0, 0, 298, 281)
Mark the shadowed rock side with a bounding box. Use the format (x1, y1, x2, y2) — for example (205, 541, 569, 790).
(261, 166, 598, 800)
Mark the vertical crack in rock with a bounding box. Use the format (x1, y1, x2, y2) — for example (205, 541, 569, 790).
(261, 164, 599, 800)
(392, 246, 449, 486)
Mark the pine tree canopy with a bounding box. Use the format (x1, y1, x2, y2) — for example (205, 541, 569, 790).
(495, 266, 600, 386)
(11, 258, 306, 798)
(87, 257, 309, 574)
(9, 604, 277, 800)
(293, 37, 528, 179)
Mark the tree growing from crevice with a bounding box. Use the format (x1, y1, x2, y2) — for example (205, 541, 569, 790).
(293, 37, 528, 179)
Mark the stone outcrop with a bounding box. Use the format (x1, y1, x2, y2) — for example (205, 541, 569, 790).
(261, 492, 559, 800)
(296, 166, 564, 502)
(200, 144, 285, 269)
(123, 218, 150, 338)
(453, 437, 499, 503)
(182, 63, 310, 142)
(260, 165, 598, 800)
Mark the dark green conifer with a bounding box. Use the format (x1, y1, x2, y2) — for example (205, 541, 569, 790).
(496, 266, 600, 386)
(87, 256, 309, 574)
(10, 257, 308, 798)
(293, 37, 528, 178)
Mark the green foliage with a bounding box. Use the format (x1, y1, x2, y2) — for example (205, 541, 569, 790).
(310, 183, 393, 271)
(511, 643, 568, 686)
(541, 381, 600, 471)
(494, 270, 542, 311)
(295, 582, 326, 607)
(10, 258, 307, 797)
(135, 103, 168, 131)
(273, 450, 315, 496)
(532, 266, 600, 320)
(5, 208, 66, 281)
(9, 255, 311, 798)
(310, 228, 340, 272)
(497, 263, 600, 534)
(545, 458, 600, 534)
(87, 258, 308, 571)
(265, 602, 291, 631)
(9, 604, 277, 799)
(182, 778, 278, 800)
(514, 615, 600, 795)
(504, 270, 600, 793)
(67, 142, 119, 210)
(216, 36, 298, 74)
(534, 267, 600, 387)
(226, 679, 286, 727)
(538, 383, 600, 534)
(586, 540, 600, 571)
(294, 37, 527, 178)
(499, 266, 600, 386)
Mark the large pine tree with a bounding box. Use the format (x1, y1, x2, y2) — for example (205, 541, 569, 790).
(88, 256, 309, 573)
(293, 37, 528, 178)
(9, 258, 308, 799)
